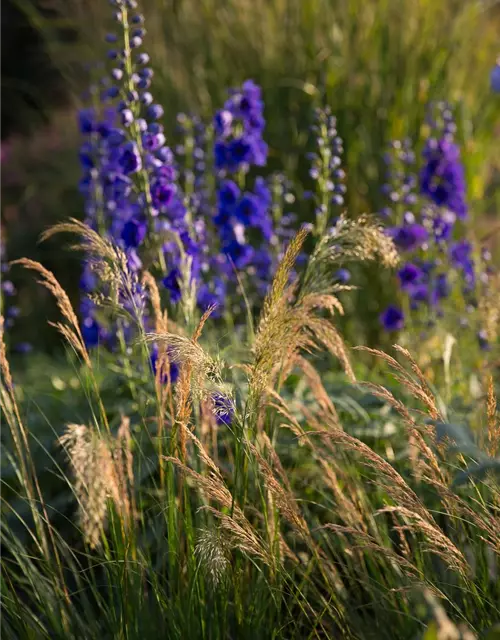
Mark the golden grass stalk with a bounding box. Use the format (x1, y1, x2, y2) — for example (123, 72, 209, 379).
(250, 228, 356, 421)
(310, 426, 434, 523)
(486, 375, 499, 457)
(356, 345, 443, 422)
(142, 271, 167, 335)
(11, 259, 91, 368)
(318, 524, 421, 580)
(248, 441, 308, 535)
(377, 506, 470, 577)
(1, 318, 50, 558)
(164, 455, 272, 565)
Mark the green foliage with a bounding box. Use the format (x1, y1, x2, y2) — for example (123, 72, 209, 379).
(2, 221, 500, 639)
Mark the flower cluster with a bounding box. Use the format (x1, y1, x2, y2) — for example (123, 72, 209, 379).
(379, 103, 495, 349)
(307, 106, 347, 237)
(420, 107, 467, 221)
(0, 237, 31, 353)
(77, 0, 204, 393)
(213, 80, 268, 173)
(78, 0, 197, 338)
(75, 1, 286, 419)
(206, 81, 278, 304)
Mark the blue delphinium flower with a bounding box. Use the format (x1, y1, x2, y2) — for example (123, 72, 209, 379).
(77, 0, 202, 346)
(397, 263, 423, 290)
(213, 80, 267, 173)
(379, 103, 475, 336)
(211, 392, 235, 426)
(203, 83, 277, 309)
(389, 224, 428, 252)
(335, 268, 351, 284)
(379, 139, 417, 220)
(380, 305, 405, 332)
(420, 137, 467, 220)
(490, 58, 500, 93)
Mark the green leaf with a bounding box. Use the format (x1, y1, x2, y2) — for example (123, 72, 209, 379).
(422, 622, 439, 640)
(482, 624, 500, 640)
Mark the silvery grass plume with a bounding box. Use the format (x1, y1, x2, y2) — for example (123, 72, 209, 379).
(478, 271, 500, 345)
(251, 218, 399, 410)
(40, 219, 146, 327)
(168, 230, 198, 333)
(144, 331, 229, 404)
(195, 528, 231, 589)
(299, 214, 399, 298)
(59, 419, 135, 549)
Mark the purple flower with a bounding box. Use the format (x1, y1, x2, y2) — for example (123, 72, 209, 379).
(2, 280, 16, 296)
(450, 240, 472, 267)
(119, 143, 142, 174)
(217, 180, 240, 211)
(434, 273, 449, 300)
(214, 81, 268, 172)
(390, 224, 428, 252)
(223, 239, 254, 269)
(126, 248, 143, 272)
(214, 110, 233, 137)
(408, 283, 429, 304)
(420, 137, 467, 219)
(147, 104, 164, 120)
(151, 179, 175, 209)
(491, 63, 500, 93)
(163, 268, 182, 303)
(397, 263, 423, 290)
(431, 211, 455, 242)
(78, 109, 95, 134)
(121, 218, 147, 248)
(228, 137, 252, 167)
(235, 194, 260, 226)
(477, 330, 490, 351)
(335, 268, 351, 283)
(121, 109, 134, 127)
(380, 305, 404, 332)
(14, 342, 33, 354)
(212, 392, 234, 426)
(198, 278, 226, 316)
(82, 315, 106, 348)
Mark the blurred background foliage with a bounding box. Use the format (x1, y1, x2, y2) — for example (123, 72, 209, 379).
(2, 0, 500, 350)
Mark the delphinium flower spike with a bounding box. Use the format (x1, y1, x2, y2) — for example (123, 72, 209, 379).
(308, 106, 346, 238)
(77, 0, 196, 349)
(378, 101, 497, 352)
(204, 81, 277, 313)
(490, 56, 500, 93)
